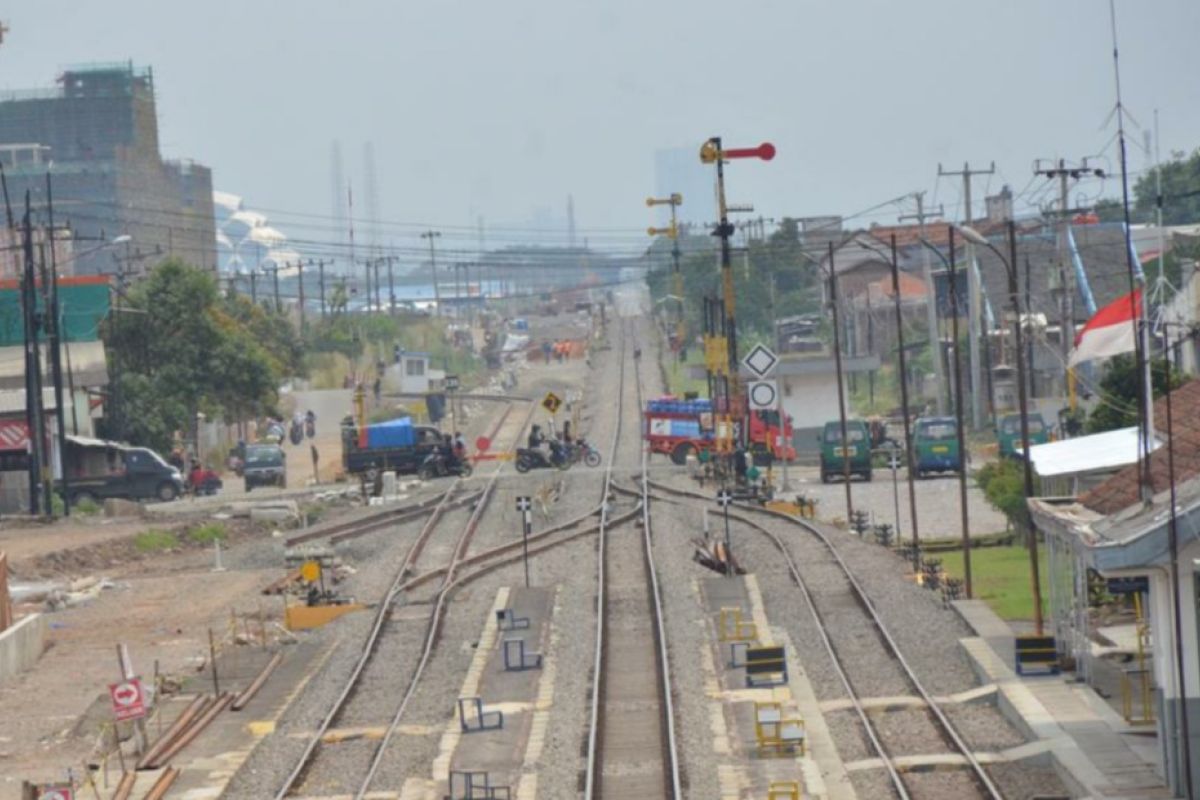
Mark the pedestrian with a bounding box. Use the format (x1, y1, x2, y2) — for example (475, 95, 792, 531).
(373, 376, 382, 404)
(311, 444, 320, 484)
(542, 341, 552, 364)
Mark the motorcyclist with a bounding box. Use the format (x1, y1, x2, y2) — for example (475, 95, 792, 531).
(305, 410, 317, 438)
(527, 424, 545, 452)
(441, 433, 458, 470)
(453, 432, 467, 462)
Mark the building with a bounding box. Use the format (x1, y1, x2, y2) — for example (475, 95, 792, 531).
(1031, 380, 1200, 796)
(0, 63, 215, 276)
(735, 345, 879, 457)
(392, 351, 446, 395)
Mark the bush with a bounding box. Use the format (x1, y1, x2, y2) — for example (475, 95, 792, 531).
(74, 497, 102, 516)
(976, 460, 1029, 531)
(134, 529, 179, 552)
(188, 522, 227, 543)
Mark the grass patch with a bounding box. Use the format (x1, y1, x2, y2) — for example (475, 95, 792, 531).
(134, 529, 179, 553)
(938, 543, 1049, 621)
(74, 497, 102, 516)
(188, 522, 227, 544)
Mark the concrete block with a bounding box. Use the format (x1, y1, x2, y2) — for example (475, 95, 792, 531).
(381, 471, 398, 496)
(250, 507, 299, 524)
(104, 498, 143, 518)
(0, 613, 46, 685)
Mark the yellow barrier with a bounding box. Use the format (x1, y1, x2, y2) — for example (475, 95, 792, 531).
(767, 781, 802, 799)
(285, 602, 367, 631)
(718, 607, 758, 643)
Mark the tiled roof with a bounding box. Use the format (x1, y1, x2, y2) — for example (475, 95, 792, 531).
(1081, 379, 1200, 514)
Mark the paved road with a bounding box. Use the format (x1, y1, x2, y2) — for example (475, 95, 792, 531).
(761, 463, 1007, 541)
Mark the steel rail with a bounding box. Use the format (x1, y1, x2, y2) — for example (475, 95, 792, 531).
(632, 335, 683, 798)
(273, 397, 533, 799)
(353, 399, 538, 799)
(647, 480, 1004, 800)
(582, 324, 628, 798)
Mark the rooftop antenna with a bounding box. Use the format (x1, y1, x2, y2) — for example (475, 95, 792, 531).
(1107, 0, 1152, 499)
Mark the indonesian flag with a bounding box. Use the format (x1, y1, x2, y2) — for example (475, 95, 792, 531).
(1068, 288, 1142, 367)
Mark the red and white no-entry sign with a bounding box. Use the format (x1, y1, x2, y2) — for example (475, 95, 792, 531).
(38, 785, 73, 800)
(108, 677, 146, 722)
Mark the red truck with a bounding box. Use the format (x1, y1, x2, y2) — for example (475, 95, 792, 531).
(643, 397, 795, 465)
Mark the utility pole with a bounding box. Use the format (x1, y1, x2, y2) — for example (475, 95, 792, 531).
(387, 256, 396, 315)
(899, 192, 946, 414)
(828, 241, 853, 523)
(373, 257, 382, 313)
(270, 265, 281, 312)
(297, 260, 306, 332)
(1034, 157, 1106, 403)
(249, 269, 258, 305)
(20, 195, 44, 514)
(939, 161, 994, 429)
(45, 173, 69, 515)
(421, 230, 442, 316)
(889, 234, 921, 567)
(945, 228, 973, 597)
(314, 259, 326, 318)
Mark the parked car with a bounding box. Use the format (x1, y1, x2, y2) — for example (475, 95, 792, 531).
(997, 412, 1049, 458)
(819, 419, 872, 483)
(243, 444, 287, 491)
(63, 438, 185, 504)
(913, 416, 962, 477)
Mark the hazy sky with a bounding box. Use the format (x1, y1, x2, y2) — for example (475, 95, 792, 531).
(3, 0, 1198, 255)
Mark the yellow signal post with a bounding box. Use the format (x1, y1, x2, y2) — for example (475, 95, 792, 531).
(646, 193, 686, 361)
(698, 138, 775, 452)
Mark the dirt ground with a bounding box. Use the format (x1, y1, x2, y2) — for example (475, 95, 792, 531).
(0, 320, 595, 796)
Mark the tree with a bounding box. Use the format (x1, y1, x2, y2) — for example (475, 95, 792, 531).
(1093, 148, 1200, 225)
(1086, 354, 1182, 434)
(102, 259, 283, 451)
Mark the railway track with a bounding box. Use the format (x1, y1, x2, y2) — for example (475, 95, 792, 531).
(584, 322, 682, 798)
(646, 480, 1004, 800)
(273, 398, 538, 799)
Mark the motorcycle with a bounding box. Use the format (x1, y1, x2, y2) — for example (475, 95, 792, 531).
(418, 452, 474, 481)
(568, 438, 603, 468)
(514, 443, 571, 473)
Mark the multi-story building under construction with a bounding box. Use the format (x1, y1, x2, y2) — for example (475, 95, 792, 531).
(0, 62, 215, 277)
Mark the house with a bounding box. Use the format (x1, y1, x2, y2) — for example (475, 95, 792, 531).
(1030, 379, 1200, 796)
(739, 344, 879, 457)
(392, 351, 446, 395)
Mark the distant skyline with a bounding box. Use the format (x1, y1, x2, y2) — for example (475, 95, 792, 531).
(2, 0, 1198, 256)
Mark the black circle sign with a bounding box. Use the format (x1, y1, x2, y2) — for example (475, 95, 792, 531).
(749, 381, 777, 408)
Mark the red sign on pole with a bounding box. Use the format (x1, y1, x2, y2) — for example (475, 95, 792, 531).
(37, 786, 73, 800)
(475, 436, 491, 453)
(108, 677, 146, 722)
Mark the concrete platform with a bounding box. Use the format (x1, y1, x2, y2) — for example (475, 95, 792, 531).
(953, 599, 1174, 799)
(700, 574, 855, 800)
(400, 585, 555, 800)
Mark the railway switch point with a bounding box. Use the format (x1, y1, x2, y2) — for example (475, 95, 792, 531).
(457, 696, 504, 732)
(501, 638, 542, 671)
(767, 780, 803, 799)
(495, 608, 530, 631)
(446, 770, 511, 799)
(718, 606, 757, 642)
(745, 645, 788, 688)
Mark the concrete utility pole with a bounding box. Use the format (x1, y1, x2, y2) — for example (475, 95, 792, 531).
(421, 231, 442, 316)
(939, 161, 994, 429)
(899, 192, 946, 414)
(387, 256, 396, 315)
(1034, 158, 1106, 404)
(297, 260, 306, 331)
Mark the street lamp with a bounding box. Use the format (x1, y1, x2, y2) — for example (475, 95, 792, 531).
(918, 234, 974, 599)
(956, 222, 1043, 633)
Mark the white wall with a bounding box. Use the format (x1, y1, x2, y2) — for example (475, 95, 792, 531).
(781, 373, 843, 431)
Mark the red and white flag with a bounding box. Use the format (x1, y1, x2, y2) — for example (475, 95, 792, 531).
(1068, 288, 1142, 367)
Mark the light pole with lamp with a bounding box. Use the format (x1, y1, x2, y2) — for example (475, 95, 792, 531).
(957, 221, 1043, 633)
(917, 233, 973, 598)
